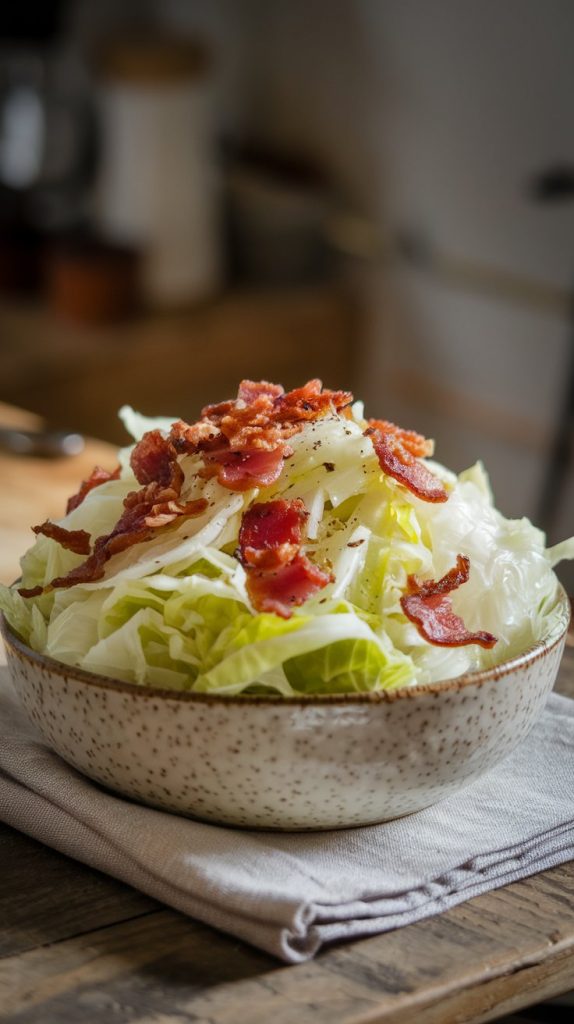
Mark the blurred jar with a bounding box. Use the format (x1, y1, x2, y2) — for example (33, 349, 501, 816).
(95, 36, 221, 307)
(46, 235, 140, 324)
(0, 22, 95, 295)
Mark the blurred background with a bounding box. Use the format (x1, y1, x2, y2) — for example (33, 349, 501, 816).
(0, 0, 573, 589)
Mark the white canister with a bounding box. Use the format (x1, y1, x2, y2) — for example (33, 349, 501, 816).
(95, 39, 221, 306)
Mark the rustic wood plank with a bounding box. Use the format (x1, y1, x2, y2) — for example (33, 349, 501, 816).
(0, 861, 572, 1024)
(0, 824, 158, 957)
(0, 909, 275, 1021)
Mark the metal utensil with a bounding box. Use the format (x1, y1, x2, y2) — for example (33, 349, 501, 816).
(0, 426, 85, 458)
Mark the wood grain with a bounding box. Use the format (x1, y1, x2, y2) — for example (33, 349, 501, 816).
(0, 825, 157, 958)
(0, 862, 572, 1023)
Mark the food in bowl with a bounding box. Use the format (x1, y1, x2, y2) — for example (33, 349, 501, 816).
(1, 603, 569, 829)
(2, 377, 572, 829)
(1, 378, 572, 696)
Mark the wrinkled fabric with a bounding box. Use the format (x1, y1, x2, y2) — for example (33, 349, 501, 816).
(0, 659, 572, 963)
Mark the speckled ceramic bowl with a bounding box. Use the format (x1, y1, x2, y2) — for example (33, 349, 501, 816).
(1, 590, 570, 830)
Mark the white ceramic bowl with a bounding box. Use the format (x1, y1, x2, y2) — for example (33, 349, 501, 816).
(1, 590, 570, 830)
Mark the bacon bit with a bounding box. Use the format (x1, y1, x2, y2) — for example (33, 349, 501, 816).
(199, 399, 236, 422)
(206, 445, 291, 492)
(367, 419, 434, 458)
(144, 498, 208, 528)
(366, 428, 448, 503)
(131, 429, 184, 491)
(400, 555, 497, 649)
(238, 498, 330, 616)
(17, 585, 43, 598)
(171, 379, 354, 490)
(66, 465, 121, 514)
(32, 521, 92, 555)
(273, 379, 353, 425)
(237, 380, 285, 405)
(239, 499, 308, 571)
(217, 403, 294, 451)
(48, 489, 208, 591)
(170, 419, 222, 455)
(37, 465, 207, 592)
(246, 554, 332, 619)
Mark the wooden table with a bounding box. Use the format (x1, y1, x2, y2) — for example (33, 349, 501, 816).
(1, 406, 573, 1024)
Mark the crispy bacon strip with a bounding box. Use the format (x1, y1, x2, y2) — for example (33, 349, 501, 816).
(66, 465, 120, 514)
(366, 428, 448, 503)
(131, 430, 184, 491)
(17, 585, 43, 598)
(237, 380, 285, 405)
(47, 491, 209, 590)
(273, 379, 353, 425)
(24, 451, 208, 594)
(144, 498, 208, 528)
(206, 445, 291, 492)
(32, 521, 92, 555)
(239, 499, 307, 570)
(367, 419, 433, 458)
(238, 499, 331, 617)
(170, 419, 222, 454)
(400, 555, 497, 649)
(170, 379, 354, 489)
(246, 554, 332, 619)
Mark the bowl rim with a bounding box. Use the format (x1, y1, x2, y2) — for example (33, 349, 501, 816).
(1, 586, 570, 705)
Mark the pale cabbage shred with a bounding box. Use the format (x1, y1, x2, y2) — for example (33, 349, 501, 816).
(1, 402, 572, 696)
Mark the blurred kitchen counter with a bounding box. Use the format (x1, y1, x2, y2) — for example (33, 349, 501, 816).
(0, 402, 116, 586)
(0, 286, 358, 445)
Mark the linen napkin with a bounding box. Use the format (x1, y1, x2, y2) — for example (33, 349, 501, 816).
(1, 660, 573, 964)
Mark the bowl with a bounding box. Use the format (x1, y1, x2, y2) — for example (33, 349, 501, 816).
(1, 590, 570, 831)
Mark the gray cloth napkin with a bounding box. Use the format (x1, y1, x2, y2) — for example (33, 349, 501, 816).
(0, 662, 573, 964)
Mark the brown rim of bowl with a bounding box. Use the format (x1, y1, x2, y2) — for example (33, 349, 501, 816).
(1, 586, 570, 705)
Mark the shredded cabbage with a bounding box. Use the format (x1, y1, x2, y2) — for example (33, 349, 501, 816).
(1, 401, 572, 695)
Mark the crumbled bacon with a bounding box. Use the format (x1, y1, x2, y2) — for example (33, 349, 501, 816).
(237, 380, 285, 405)
(238, 498, 331, 617)
(217, 402, 293, 451)
(144, 498, 208, 528)
(17, 585, 43, 598)
(46, 489, 208, 591)
(366, 427, 448, 503)
(170, 379, 354, 489)
(273, 379, 352, 425)
(131, 430, 184, 491)
(205, 445, 291, 492)
(23, 446, 208, 594)
(170, 418, 222, 455)
(367, 419, 434, 458)
(32, 521, 92, 555)
(239, 499, 307, 570)
(246, 554, 332, 618)
(66, 465, 120, 514)
(18, 379, 462, 618)
(400, 555, 497, 649)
